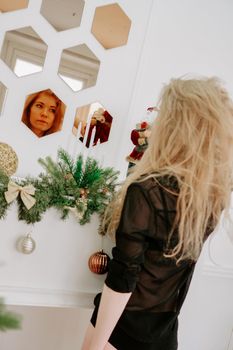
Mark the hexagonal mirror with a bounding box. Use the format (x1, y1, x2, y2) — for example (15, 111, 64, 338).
(0, 0, 29, 12)
(0, 81, 7, 116)
(40, 0, 85, 31)
(21, 89, 66, 138)
(58, 44, 100, 92)
(0, 27, 47, 77)
(73, 102, 113, 148)
(91, 3, 131, 49)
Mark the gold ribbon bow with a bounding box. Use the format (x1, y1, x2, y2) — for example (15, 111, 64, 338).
(4, 181, 36, 210)
(64, 206, 84, 220)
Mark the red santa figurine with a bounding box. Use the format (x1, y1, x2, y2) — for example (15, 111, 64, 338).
(126, 121, 151, 168)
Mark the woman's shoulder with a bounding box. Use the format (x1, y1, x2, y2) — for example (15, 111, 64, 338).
(130, 175, 179, 210)
(131, 174, 179, 193)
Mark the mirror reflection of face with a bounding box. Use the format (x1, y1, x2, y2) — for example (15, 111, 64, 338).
(22, 89, 66, 138)
(29, 93, 57, 137)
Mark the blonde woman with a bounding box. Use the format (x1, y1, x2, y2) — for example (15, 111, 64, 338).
(82, 77, 233, 350)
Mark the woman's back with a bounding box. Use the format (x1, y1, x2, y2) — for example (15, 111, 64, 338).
(102, 176, 198, 344)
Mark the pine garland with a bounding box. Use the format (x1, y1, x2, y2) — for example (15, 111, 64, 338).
(0, 300, 21, 331)
(0, 149, 119, 226)
(17, 175, 52, 224)
(0, 171, 11, 218)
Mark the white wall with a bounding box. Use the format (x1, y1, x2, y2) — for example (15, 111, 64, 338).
(0, 305, 92, 350)
(0, 0, 154, 307)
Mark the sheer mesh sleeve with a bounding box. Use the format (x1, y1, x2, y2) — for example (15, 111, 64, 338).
(105, 183, 151, 293)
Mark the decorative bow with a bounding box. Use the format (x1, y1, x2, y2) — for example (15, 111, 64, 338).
(64, 206, 84, 220)
(4, 181, 36, 210)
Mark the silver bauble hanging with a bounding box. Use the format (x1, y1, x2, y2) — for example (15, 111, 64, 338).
(20, 233, 36, 254)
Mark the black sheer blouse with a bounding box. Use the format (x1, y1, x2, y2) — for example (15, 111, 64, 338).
(91, 176, 201, 344)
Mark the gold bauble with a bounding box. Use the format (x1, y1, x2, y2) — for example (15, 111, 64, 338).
(0, 142, 18, 176)
(88, 250, 110, 275)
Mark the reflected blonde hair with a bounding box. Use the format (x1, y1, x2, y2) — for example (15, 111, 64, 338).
(104, 77, 233, 262)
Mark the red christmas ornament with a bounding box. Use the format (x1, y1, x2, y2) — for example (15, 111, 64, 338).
(88, 250, 110, 274)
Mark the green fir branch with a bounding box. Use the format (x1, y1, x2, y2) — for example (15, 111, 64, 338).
(57, 148, 75, 175)
(0, 300, 21, 332)
(0, 149, 119, 226)
(80, 157, 102, 188)
(0, 171, 11, 219)
(73, 155, 84, 186)
(38, 156, 65, 180)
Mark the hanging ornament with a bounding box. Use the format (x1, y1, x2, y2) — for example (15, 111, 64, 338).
(64, 173, 73, 180)
(0, 142, 18, 176)
(20, 233, 36, 254)
(88, 250, 110, 274)
(79, 188, 89, 198)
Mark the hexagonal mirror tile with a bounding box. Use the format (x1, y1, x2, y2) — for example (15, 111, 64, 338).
(91, 3, 131, 49)
(58, 44, 100, 92)
(21, 89, 66, 138)
(0, 0, 29, 12)
(40, 0, 85, 31)
(0, 81, 7, 116)
(73, 102, 113, 148)
(0, 27, 47, 77)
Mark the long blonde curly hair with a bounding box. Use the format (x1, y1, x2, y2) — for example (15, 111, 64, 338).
(104, 76, 233, 262)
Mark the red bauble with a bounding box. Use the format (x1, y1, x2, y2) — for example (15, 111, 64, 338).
(88, 250, 110, 275)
